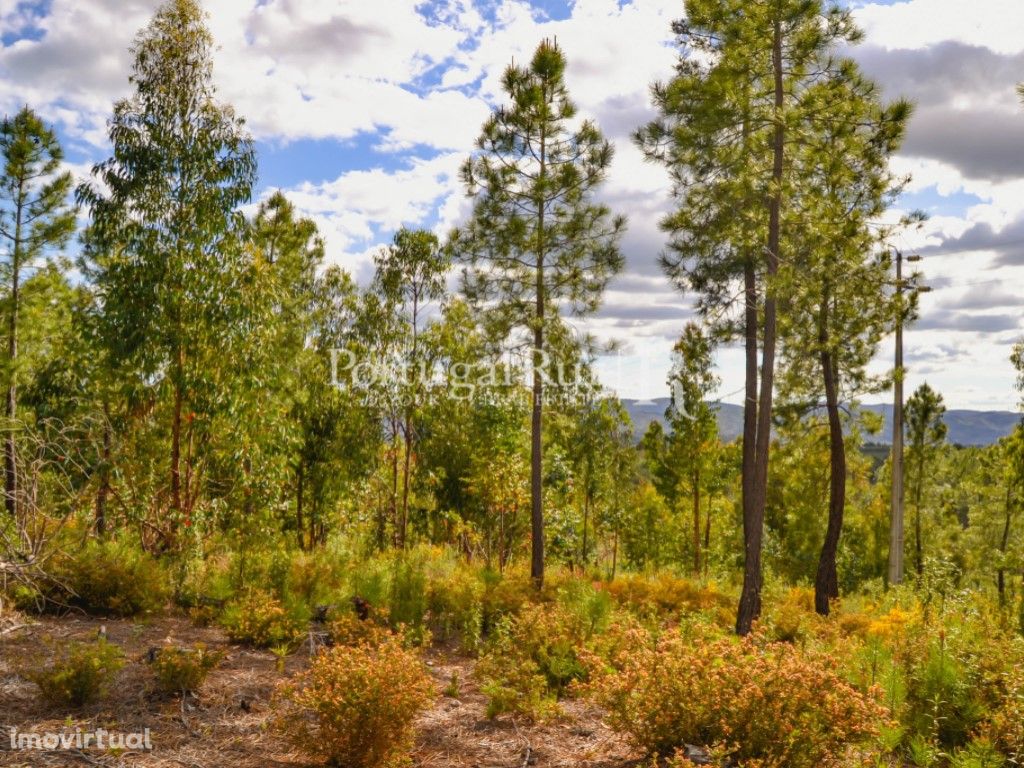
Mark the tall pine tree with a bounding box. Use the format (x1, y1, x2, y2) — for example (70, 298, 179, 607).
(637, 0, 867, 633)
(0, 107, 76, 518)
(451, 40, 625, 586)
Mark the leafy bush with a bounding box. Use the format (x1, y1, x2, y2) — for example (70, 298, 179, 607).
(286, 549, 346, 609)
(476, 613, 558, 720)
(476, 587, 614, 720)
(220, 590, 306, 649)
(329, 612, 392, 648)
(273, 636, 434, 768)
(427, 564, 484, 652)
(30, 637, 124, 708)
(388, 556, 430, 644)
(602, 572, 730, 617)
(151, 643, 224, 695)
(54, 538, 168, 616)
(904, 636, 986, 750)
(768, 587, 818, 643)
(585, 625, 888, 768)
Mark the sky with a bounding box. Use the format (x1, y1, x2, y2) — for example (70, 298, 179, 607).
(1, 0, 1022, 410)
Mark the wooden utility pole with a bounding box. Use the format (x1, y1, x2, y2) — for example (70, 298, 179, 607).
(888, 251, 927, 586)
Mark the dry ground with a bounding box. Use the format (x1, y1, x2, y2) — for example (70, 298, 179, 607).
(0, 612, 640, 768)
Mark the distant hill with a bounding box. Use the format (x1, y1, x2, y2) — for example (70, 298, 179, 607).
(621, 398, 1020, 447)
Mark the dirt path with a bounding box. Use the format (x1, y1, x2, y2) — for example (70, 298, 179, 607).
(0, 614, 638, 768)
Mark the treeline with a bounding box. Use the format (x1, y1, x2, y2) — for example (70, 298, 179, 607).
(1, 0, 1022, 634)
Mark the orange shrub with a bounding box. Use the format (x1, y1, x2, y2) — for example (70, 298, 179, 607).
(585, 625, 889, 768)
(273, 636, 434, 768)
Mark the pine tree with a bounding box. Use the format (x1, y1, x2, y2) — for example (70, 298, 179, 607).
(0, 107, 76, 518)
(78, 0, 256, 539)
(666, 322, 720, 575)
(905, 383, 947, 578)
(637, 0, 866, 633)
(451, 40, 625, 586)
(777, 61, 912, 615)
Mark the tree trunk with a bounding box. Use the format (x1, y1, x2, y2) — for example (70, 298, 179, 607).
(581, 489, 590, 568)
(692, 466, 701, 576)
(530, 323, 544, 586)
(738, 23, 784, 635)
(4, 189, 22, 519)
(399, 421, 412, 548)
(389, 416, 399, 547)
(703, 490, 712, 575)
(998, 484, 1012, 606)
(95, 402, 112, 536)
(736, 257, 761, 634)
(170, 345, 184, 531)
(914, 454, 924, 578)
(611, 530, 618, 581)
(296, 461, 305, 551)
(530, 109, 548, 589)
(815, 291, 845, 615)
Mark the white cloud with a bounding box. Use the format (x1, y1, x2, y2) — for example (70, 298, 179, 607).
(4, 0, 1023, 409)
(854, 0, 1024, 55)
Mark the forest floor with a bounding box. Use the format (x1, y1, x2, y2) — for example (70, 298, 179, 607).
(0, 613, 641, 768)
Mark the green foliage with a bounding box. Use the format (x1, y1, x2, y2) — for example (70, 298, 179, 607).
(475, 582, 615, 719)
(220, 589, 306, 649)
(452, 38, 626, 584)
(55, 537, 168, 616)
(30, 637, 124, 708)
(77, 0, 257, 539)
(151, 643, 224, 695)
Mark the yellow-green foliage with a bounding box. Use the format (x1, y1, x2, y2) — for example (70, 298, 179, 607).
(152, 643, 224, 694)
(602, 571, 732, 620)
(55, 538, 168, 616)
(273, 636, 434, 768)
(475, 581, 615, 720)
(585, 623, 888, 768)
(220, 590, 306, 648)
(30, 637, 125, 708)
(426, 561, 484, 652)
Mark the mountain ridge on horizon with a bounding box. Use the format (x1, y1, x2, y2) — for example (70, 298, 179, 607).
(621, 398, 1020, 446)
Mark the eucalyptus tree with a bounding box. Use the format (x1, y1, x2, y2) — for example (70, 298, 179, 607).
(236, 192, 324, 542)
(637, 0, 872, 634)
(905, 383, 948, 578)
(777, 66, 912, 615)
(0, 107, 76, 518)
(78, 0, 256, 539)
(371, 228, 450, 548)
(451, 40, 626, 586)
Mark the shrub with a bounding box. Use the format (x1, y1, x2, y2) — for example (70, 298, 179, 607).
(427, 565, 484, 652)
(585, 625, 888, 768)
(221, 590, 306, 649)
(475, 590, 613, 720)
(388, 556, 429, 644)
(328, 613, 392, 648)
(602, 572, 730, 618)
(769, 587, 818, 643)
(273, 636, 434, 768)
(286, 549, 346, 610)
(475, 614, 558, 720)
(30, 637, 124, 708)
(54, 538, 168, 616)
(983, 665, 1024, 762)
(151, 643, 225, 695)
